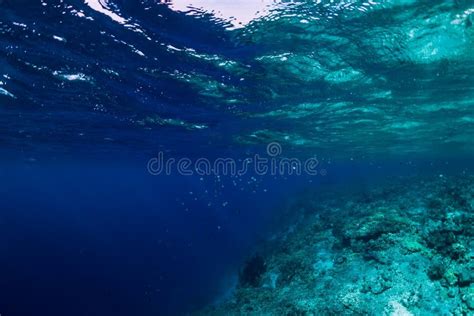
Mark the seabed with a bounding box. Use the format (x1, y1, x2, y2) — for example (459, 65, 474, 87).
(199, 175, 474, 315)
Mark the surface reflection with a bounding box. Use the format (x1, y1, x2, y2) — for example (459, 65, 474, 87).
(161, 0, 284, 28)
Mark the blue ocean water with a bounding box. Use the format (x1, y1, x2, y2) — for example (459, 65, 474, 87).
(1, 0, 473, 315)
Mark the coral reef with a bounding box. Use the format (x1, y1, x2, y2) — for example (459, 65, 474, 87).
(197, 175, 474, 315)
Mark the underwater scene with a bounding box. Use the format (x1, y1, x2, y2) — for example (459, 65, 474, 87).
(1, 0, 473, 315)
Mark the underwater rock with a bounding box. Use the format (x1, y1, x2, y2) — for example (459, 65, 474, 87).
(401, 238, 425, 253)
(451, 243, 467, 260)
(443, 268, 459, 287)
(261, 272, 279, 289)
(423, 221, 468, 260)
(362, 274, 392, 295)
(369, 281, 389, 295)
(363, 249, 391, 265)
(447, 287, 458, 298)
(458, 268, 474, 287)
(426, 197, 444, 213)
(239, 254, 266, 287)
(339, 289, 368, 314)
(334, 255, 346, 265)
(462, 286, 474, 310)
(427, 257, 447, 281)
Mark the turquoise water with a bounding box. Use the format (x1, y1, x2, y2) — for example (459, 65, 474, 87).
(0, 0, 473, 315)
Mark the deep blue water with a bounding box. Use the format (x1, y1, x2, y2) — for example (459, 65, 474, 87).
(0, 160, 318, 315)
(1, 0, 473, 315)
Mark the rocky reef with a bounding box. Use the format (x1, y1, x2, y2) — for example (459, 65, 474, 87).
(197, 175, 474, 315)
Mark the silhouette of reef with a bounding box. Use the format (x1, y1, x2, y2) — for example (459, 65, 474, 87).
(239, 254, 267, 288)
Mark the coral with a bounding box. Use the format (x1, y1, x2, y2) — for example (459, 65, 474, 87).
(427, 257, 447, 281)
(344, 212, 410, 243)
(422, 216, 469, 261)
(197, 175, 474, 316)
(278, 256, 308, 285)
(386, 301, 413, 316)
